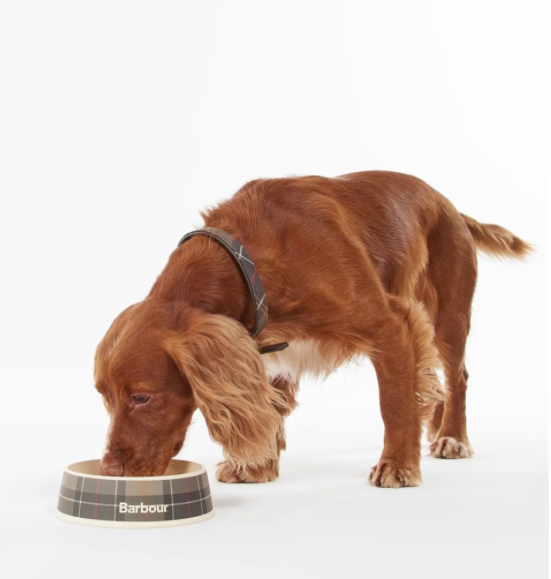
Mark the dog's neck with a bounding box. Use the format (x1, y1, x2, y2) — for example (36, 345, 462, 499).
(148, 235, 255, 330)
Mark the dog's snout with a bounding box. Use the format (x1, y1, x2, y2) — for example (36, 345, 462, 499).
(100, 461, 124, 476)
(111, 446, 133, 462)
(100, 445, 133, 476)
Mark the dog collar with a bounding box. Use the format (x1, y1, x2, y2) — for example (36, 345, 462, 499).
(178, 227, 288, 355)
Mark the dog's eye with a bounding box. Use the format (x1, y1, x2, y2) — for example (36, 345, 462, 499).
(132, 395, 150, 405)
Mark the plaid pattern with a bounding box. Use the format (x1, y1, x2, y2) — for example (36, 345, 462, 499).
(57, 471, 213, 523)
(178, 227, 268, 339)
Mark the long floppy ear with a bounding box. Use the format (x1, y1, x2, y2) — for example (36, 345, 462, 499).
(165, 310, 290, 469)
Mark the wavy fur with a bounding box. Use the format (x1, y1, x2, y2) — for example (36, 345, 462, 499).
(166, 310, 291, 470)
(461, 213, 533, 258)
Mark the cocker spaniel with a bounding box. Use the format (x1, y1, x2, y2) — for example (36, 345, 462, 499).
(95, 171, 530, 487)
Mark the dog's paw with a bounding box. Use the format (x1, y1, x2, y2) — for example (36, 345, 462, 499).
(368, 458, 422, 488)
(429, 436, 473, 459)
(216, 461, 242, 483)
(216, 460, 279, 483)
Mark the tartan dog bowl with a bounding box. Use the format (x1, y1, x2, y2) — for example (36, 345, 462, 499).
(57, 459, 215, 528)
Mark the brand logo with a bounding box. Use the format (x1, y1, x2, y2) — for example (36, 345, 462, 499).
(118, 502, 170, 514)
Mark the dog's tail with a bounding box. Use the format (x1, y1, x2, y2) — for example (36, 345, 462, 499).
(461, 213, 533, 259)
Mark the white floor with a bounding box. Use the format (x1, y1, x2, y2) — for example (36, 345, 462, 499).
(3, 358, 548, 579)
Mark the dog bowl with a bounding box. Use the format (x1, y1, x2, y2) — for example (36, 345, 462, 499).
(56, 459, 215, 528)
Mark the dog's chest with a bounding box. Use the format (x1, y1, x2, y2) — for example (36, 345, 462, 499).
(262, 339, 339, 383)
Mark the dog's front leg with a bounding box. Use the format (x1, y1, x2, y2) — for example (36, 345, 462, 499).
(367, 311, 425, 488)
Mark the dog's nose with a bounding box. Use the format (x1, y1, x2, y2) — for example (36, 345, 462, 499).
(100, 446, 133, 476)
(99, 460, 124, 476)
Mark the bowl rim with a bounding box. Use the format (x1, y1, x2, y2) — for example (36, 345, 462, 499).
(65, 458, 206, 481)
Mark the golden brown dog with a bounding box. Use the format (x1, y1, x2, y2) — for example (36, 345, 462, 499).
(95, 171, 530, 487)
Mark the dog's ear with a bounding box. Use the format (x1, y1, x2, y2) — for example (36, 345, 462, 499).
(165, 311, 289, 469)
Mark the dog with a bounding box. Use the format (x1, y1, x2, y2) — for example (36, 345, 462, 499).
(95, 171, 531, 487)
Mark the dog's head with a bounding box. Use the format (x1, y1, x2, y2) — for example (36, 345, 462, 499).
(95, 300, 286, 476)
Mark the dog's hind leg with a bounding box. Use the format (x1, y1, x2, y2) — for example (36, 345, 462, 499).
(217, 376, 299, 483)
(426, 216, 476, 459)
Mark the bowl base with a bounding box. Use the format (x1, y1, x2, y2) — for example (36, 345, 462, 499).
(56, 508, 215, 529)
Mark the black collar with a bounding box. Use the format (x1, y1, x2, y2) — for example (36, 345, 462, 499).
(178, 227, 288, 355)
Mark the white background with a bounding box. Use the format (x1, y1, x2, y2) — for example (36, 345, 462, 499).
(0, 1, 548, 578)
